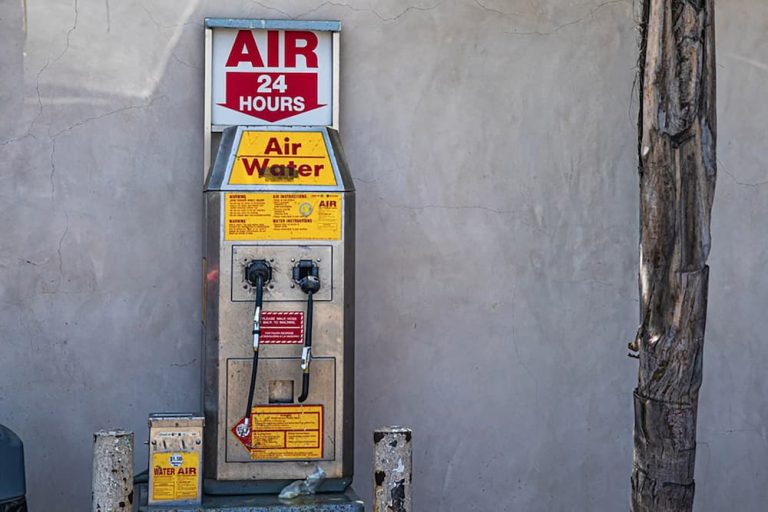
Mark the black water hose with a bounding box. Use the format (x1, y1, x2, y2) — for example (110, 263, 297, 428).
(297, 290, 314, 402)
(243, 275, 264, 430)
(244, 350, 260, 427)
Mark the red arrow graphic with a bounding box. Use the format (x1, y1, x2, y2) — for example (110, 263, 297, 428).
(218, 72, 325, 123)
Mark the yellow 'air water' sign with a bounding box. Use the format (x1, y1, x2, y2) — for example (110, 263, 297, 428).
(151, 452, 200, 502)
(228, 131, 336, 186)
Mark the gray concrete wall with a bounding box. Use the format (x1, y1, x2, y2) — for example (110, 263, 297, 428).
(0, 0, 765, 510)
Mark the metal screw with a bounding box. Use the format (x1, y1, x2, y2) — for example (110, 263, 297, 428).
(316, 258, 321, 262)
(196, 439, 201, 445)
(290, 284, 295, 288)
(290, 258, 295, 262)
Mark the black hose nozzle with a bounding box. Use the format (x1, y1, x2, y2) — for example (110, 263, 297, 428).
(241, 259, 271, 436)
(293, 260, 319, 403)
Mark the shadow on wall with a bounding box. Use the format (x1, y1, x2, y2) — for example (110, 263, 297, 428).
(0, 1, 649, 512)
(0, 1, 203, 511)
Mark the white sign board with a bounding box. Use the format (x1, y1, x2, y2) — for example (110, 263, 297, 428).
(209, 21, 337, 127)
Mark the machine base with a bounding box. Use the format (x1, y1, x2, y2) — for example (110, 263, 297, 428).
(136, 483, 363, 511)
(203, 477, 353, 495)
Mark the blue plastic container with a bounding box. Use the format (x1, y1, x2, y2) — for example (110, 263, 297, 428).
(0, 424, 26, 512)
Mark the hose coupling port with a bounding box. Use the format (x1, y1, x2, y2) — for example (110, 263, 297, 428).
(245, 260, 272, 287)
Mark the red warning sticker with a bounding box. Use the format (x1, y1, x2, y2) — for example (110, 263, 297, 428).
(261, 311, 304, 344)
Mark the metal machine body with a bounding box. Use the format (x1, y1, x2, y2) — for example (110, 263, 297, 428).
(203, 126, 354, 494)
(148, 414, 204, 506)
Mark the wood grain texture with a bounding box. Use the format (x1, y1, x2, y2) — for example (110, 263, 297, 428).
(630, 0, 716, 510)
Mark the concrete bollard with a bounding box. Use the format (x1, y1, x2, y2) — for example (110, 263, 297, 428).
(373, 426, 412, 512)
(91, 430, 134, 512)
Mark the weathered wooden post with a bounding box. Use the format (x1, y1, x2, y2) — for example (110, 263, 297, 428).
(373, 427, 412, 512)
(91, 430, 134, 512)
(629, 1, 716, 510)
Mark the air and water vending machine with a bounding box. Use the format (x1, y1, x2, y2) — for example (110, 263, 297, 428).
(201, 19, 355, 495)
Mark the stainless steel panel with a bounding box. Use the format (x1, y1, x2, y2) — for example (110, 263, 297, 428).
(203, 126, 354, 486)
(225, 357, 336, 463)
(230, 245, 333, 302)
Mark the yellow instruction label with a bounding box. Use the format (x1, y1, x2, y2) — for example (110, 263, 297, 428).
(229, 131, 337, 186)
(225, 193, 342, 241)
(151, 452, 199, 502)
(250, 405, 323, 460)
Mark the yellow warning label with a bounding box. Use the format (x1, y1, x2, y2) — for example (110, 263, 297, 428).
(225, 193, 342, 241)
(250, 405, 323, 460)
(151, 452, 199, 502)
(229, 131, 337, 186)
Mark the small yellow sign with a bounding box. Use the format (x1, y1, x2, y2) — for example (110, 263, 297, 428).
(225, 193, 342, 241)
(229, 131, 336, 186)
(250, 405, 324, 460)
(151, 452, 200, 502)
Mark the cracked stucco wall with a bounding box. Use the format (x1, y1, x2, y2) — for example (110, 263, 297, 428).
(0, 0, 766, 510)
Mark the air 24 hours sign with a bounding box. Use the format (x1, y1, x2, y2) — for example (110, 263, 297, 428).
(211, 27, 334, 126)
